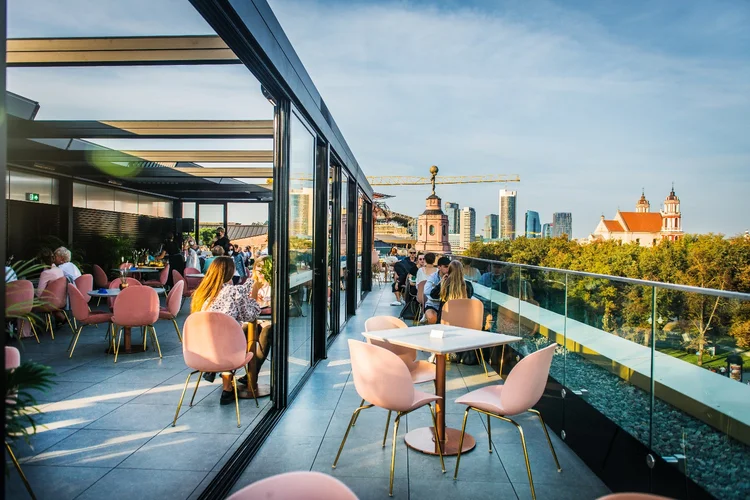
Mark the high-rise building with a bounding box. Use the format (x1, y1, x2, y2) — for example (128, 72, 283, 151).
(484, 214, 499, 240)
(552, 212, 573, 240)
(499, 189, 517, 240)
(525, 210, 541, 238)
(290, 187, 314, 236)
(445, 202, 460, 234)
(460, 207, 476, 250)
(542, 223, 552, 238)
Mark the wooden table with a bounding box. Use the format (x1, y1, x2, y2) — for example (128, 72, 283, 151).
(88, 287, 165, 354)
(362, 324, 520, 456)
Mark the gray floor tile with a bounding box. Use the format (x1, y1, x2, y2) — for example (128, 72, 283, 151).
(84, 403, 180, 432)
(174, 401, 266, 434)
(4, 464, 111, 500)
(118, 431, 239, 471)
(409, 478, 518, 500)
(53, 366, 128, 382)
(243, 434, 323, 474)
(9, 428, 79, 460)
(34, 401, 124, 430)
(273, 407, 334, 437)
(59, 380, 152, 405)
(22, 429, 157, 468)
(27, 381, 95, 403)
(312, 436, 409, 479)
(77, 468, 209, 500)
(337, 476, 409, 499)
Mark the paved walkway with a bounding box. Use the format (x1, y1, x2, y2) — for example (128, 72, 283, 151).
(228, 285, 609, 499)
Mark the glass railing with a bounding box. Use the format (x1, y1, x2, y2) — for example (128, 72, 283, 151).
(456, 255, 750, 500)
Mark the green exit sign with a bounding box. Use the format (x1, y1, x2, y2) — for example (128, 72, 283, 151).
(25, 193, 40, 202)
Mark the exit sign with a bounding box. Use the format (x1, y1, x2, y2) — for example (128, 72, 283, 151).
(25, 193, 40, 202)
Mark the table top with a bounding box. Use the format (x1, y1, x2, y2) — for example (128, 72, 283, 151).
(185, 273, 205, 278)
(362, 324, 521, 355)
(88, 287, 165, 297)
(111, 267, 162, 273)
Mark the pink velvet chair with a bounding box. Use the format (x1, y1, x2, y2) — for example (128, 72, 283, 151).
(453, 343, 561, 500)
(184, 267, 202, 293)
(333, 340, 445, 496)
(107, 278, 142, 310)
(172, 312, 257, 428)
(5, 345, 36, 500)
(6, 346, 21, 370)
(441, 298, 490, 377)
(6, 280, 39, 343)
(143, 264, 169, 287)
(171, 270, 193, 300)
(93, 264, 111, 289)
(32, 277, 72, 339)
(74, 274, 94, 304)
(159, 280, 184, 342)
(227, 471, 358, 500)
(598, 495, 673, 500)
(111, 286, 160, 362)
(67, 284, 114, 358)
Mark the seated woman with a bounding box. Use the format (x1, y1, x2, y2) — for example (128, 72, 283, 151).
(427, 260, 475, 323)
(251, 257, 271, 314)
(190, 256, 260, 405)
(37, 248, 65, 297)
(201, 245, 224, 273)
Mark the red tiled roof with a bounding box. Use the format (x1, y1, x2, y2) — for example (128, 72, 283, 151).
(619, 212, 662, 233)
(603, 220, 624, 232)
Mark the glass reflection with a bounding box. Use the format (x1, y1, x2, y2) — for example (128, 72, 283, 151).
(339, 173, 349, 327)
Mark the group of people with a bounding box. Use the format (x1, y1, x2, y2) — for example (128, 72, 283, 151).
(35, 246, 82, 297)
(388, 247, 475, 325)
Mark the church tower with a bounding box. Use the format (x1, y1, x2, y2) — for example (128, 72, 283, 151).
(415, 166, 451, 254)
(635, 190, 650, 213)
(660, 184, 683, 241)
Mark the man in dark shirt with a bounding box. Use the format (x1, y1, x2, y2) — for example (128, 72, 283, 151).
(391, 249, 418, 306)
(161, 232, 184, 286)
(213, 227, 231, 255)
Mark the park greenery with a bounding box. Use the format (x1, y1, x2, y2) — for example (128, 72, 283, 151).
(465, 234, 750, 365)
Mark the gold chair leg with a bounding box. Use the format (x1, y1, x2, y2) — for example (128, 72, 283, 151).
(6, 442, 36, 500)
(453, 408, 471, 480)
(477, 348, 489, 377)
(113, 327, 123, 363)
(510, 418, 535, 500)
(351, 398, 366, 426)
(69, 326, 84, 358)
(173, 371, 197, 426)
(428, 404, 446, 473)
(389, 413, 401, 496)
(63, 311, 74, 333)
(382, 410, 392, 448)
(487, 414, 492, 453)
(232, 374, 241, 428)
(333, 404, 371, 468)
(142, 326, 148, 350)
(245, 364, 259, 408)
(171, 319, 182, 343)
(45, 314, 55, 340)
(149, 325, 162, 358)
(23, 317, 40, 344)
(189, 371, 203, 407)
(529, 409, 562, 472)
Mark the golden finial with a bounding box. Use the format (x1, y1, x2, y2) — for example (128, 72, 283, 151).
(429, 165, 438, 195)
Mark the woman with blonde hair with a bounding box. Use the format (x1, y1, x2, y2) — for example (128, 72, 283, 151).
(428, 260, 475, 321)
(191, 256, 260, 404)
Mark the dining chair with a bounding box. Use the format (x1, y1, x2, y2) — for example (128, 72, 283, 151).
(453, 343, 561, 500)
(172, 311, 258, 428)
(74, 274, 94, 303)
(171, 270, 193, 299)
(67, 284, 114, 358)
(440, 298, 490, 377)
(359, 316, 437, 439)
(227, 471, 358, 500)
(107, 278, 142, 310)
(5, 346, 36, 500)
(334, 340, 445, 496)
(111, 286, 160, 362)
(143, 264, 170, 287)
(597, 495, 673, 500)
(6, 280, 39, 343)
(416, 281, 426, 322)
(159, 280, 184, 342)
(93, 264, 111, 288)
(184, 266, 202, 292)
(32, 277, 72, 339)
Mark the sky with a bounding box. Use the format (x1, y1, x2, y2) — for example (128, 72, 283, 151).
(6, 0, 750, 237)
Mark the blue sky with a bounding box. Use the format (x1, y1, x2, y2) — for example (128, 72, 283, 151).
(7, 0, 750, 237)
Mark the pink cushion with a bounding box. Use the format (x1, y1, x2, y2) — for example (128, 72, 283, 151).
(82, 311, 114, 325)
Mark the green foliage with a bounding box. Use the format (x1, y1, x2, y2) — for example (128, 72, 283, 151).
(97, 235, 136, 269)
(261, 256, 273, 286)
(5, 361, 56, 446)
(199, 228, 216, 246)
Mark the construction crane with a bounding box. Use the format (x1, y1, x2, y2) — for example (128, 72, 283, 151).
(367, 174, 520, 186)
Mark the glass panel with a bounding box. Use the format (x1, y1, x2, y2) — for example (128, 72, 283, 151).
(653, 289, 750, 498)
(287, 112, 315, 390)
(356, 190, 364, 302)
(85, 184, 115, 211)
(137, 195, 157, 217)
(327, 165, 335, 338)
(339, 173, 349, 327)
(198, 204, 224, 247)
(182, 202, 196, 220)
(72, 182, 86, 208)
(114, 190, 139, 215)
(8, 169, 58, 205)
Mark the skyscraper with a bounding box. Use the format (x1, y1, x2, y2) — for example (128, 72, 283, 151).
(542, 223, 552, 238)
(499, 189, 517, 240)
(445, 202, 460, 234)
(460, 206, 476, 250)
(484, 214, 499, 240)
(290, 187, 314, 236)
(525, 210, 541, 238)
(552, 212, 573, 240)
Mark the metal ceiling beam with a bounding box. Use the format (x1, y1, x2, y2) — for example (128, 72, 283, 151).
(9, 148, 273, 164)
(8, 117, 274, 139)
(7, 35, 242, 67)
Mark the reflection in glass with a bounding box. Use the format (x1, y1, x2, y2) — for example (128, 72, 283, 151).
(327, 166, 335, 337)
(339, 173, 349, 327)
(356, 190, 364, 302)
(287, 113, 315, 390)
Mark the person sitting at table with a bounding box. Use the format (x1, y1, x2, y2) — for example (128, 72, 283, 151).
(202, 245, 224, 273)
(251, 257, 271, 314)
(54, 247, 81, 281)
(427, 260, 475, 324)
(229, 244, 247, 285)
(191, 256, 260, 405)
(37, 248, 65, 297)
(415, 252, 437, 284)
(184, 239, 200, 271)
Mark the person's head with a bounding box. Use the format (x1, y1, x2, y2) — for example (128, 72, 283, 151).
(440, 260, 468, 302)
(188, 239, 197, 248)
(416, 253, 425, 267)
(490, 263, 504, 276)
(190, 256, 235, 313)
(211, 246, 225, 257)
(437, 256, 451, 276)
(424, 253, 436, 266)
(53, 247, 72, 265)
(253, 257, 268, 282)
(216, 227, 226, 238)
(39, 248, 55, 267)
(166, 232, 174, 241)
(408, 249, 417, 261)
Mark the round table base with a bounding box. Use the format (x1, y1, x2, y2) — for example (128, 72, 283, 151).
(404, 427, 476, 456)
(249, 383, 271, 398)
